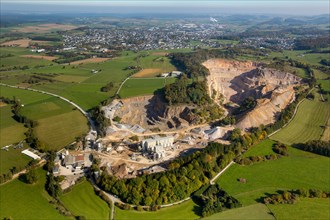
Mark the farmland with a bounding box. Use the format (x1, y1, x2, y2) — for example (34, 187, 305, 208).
(203, 203, 274, 220)
(270, 92, 329, 145)
(0, 47, 181, 109)
(0, 86, 88, 151)
(0, 104, 27, 147)
(60, 180, 110, 220)
(268, 198, 329, 219)
(217, 139, 330, 205)
(242, 139, 276, 158)
(0, 146, 32, 175)
(69, 57, 110, 65)
(114, 200, 200, 220)
(0, 168, 69, 220)
(132, 68, 162, 78)
(119, 77, 176, 98)
(269, 50, 330, 66)
(10, 23, 77, 33)
(20, 55, 57, 61)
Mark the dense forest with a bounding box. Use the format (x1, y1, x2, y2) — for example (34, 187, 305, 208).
(164, 75, 210, 105)
(294, 36, 330, 50)
(164, 75, 224, 122)
(196, 184, 241, 217)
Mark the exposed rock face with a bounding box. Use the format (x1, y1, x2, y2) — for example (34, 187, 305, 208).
(203, 59, 301, 130)
(203, 59, 257, 104)
(236, 86, 296, 129)
(111, 95, 196, 130)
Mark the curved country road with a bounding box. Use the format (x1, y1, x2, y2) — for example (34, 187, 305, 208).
(0, 83, 96, 132)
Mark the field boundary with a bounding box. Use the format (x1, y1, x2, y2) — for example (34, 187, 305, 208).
(210, 161, 235, 185)
(268, 88, 314, 138)
(0, 83, 95, 132)
(116, 77, 130, 95)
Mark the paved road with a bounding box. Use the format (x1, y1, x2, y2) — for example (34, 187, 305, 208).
(0, 83, 96, 132)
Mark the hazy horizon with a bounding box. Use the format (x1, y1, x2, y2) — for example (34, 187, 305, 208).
(1, 0, 330, 16)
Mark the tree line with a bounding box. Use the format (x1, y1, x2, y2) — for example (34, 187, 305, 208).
(293, 140, 330, 157)
(0, 96, 46, 150)
(262, 188, 329, 205)
(235, 142, 289, 166)
(164, 75, 210, 105)
(164, 75, 224, 123)
(294, 36, 330, 50)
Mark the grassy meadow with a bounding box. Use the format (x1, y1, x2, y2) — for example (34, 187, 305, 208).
(203, 203, 274, 220)
(0, 168, 69, 220)
(268, 198, 330, 220)
(243, 139, 276, 158)
(0, 86, 88, 151)
(114, 200, 200, 220)
(60, 180, 110, 220)
(0, 146, 32, 175)
(217, 139, 330, 204)
(0, 104, 27, 147)
(270, 92, 329, 145)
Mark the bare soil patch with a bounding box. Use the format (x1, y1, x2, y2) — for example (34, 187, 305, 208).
(151, 52, 168, 56)
(0, 102, 7, 107)
(322, 116, 330, 141)
(70, 58, 110, 65)
(1, 39, 31, 47)
(30, 40, 54, 46)
(132, 68, 161, 78)
(12, 23, 77, 33)
(20, 55, 57, 61)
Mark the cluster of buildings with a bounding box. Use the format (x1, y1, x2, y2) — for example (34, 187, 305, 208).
(141, 136, 174, 160)
(160, 71, 183, 78)
(53, 150, 92, 176)
(62, 22, 226, 51)
(241, 37, 295, 50)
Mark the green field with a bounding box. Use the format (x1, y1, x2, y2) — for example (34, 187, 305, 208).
(217, 140, 330, 206)
(35, 110, 89, 150)
(0, 86, 88, 150)
(270, 93, 329, 145)
(268, 198, 330, 220)
(0, 146, 32, 175)
(269, 50, 330, 66)
(119, 77, 176, 98)
(0, 168, 69, 220)
(114, 200, 200, 220)
(203, 203, 274, 220)
(0, 48, 185, 110)
(138, 53, 177, 73)
(60, 180, 110, 220)
(0, 105, 27, 147)
(243, 139, 276, 158)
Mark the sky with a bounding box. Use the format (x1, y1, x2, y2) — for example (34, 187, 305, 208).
(1, 0, 329, 15)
